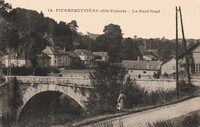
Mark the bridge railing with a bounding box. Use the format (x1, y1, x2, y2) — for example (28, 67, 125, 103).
(4, 76, 91, 87)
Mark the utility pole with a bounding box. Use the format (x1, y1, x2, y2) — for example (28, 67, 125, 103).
(175, 7, 180, 97)
(179, 6, 192, 90)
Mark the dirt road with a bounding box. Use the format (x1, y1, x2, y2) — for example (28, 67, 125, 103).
(117, 97, 200, 127)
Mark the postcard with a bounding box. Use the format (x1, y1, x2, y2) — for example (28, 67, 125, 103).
(0, 0, 200, 127)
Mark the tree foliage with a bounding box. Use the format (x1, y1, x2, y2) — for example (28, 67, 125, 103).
(0, 7, 74, 55)
(94, 24, 123, 62)
(85, 62, 126, 115)
(0, 8, 20, 53)
(121, 37, 142, 60)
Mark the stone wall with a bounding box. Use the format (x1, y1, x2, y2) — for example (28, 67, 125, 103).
(135, 78, 200, 92)
(135, 79, 176, 92)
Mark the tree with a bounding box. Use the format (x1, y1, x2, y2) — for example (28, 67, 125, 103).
(0, 6, 20, 75)
(0, 1, 12, 12)
(94, 24, 123, 62)
(67, 20, 79, 32)
(85, 62, 126, 116)
(30, 57, 38, 76)
(29, 49, 38, 76)
(123, 76, 147, 108)
(103, 24, 122, 37)
(121, 37, 142, 60)
(54, 21, 73, 50)
(0, 6, 19, 53)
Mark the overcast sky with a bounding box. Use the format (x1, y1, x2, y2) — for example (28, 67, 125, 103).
(5, 0, 200, 39)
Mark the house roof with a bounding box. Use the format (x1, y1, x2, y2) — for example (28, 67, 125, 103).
(67, 51, 79, 58)
(177, 42, 200, 59)
(43, 46, 68, 55)
(161, 42, 200, 66)
(121, 60, 163, 71)
(74, 49, 87, 55)
(74, 49, 94, 56)
(92, 52, 108, 57)
(36, 52, 51, 59)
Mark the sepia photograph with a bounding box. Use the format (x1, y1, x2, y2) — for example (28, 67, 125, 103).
(0, 0, 200, 127)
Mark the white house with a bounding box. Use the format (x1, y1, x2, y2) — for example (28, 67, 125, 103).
(2, 48, 27, 67)
(42, 46, 70, 67)
(161, 42, 200, 75)
(74, 49, 95, 66)
(2, 47, 51, 68)
(121, 60, 163, 79)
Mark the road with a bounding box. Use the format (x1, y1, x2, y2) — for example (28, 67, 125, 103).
(113, 97, 200, 127)
(77, 97, 200, 127)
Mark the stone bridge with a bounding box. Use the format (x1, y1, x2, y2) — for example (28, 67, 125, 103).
(3, 76, 93, 122)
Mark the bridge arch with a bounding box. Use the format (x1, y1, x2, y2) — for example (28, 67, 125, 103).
(17, 83, 89, 121)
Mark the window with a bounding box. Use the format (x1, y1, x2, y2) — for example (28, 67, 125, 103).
(54, 60, 56, 64)
(198, 64, 200, 73)
(143, 71, 146, 73)
(195, 64, 200, 73)
(173, 66, 175, 70)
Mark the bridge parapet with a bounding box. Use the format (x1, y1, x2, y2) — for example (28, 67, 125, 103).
(4, 76, 92, 88)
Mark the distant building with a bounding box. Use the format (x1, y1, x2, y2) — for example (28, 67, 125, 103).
(67, 51, 80, 63)
(121, 60, 163, 79)
(2, 48, 27, 67)
(35, 53, 51, 68)
(2, 47, 51, 68)
(42, 46, 70, 67)
(92, 52, 109, 62)
(161, 58, 176, 75)
(161, 42, 200, 75)
(74, 49, 95, 66)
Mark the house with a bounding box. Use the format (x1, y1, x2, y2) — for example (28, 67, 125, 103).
(74, 49, 95, 66)
(161, 58, 176, 75)
(121, 60, 163, 79)
(2, 47, 51, 68)
(161, 57, 185, 75)
(2, 48, 27, 67)
(42, 46, 70, 67)
(67, 51, 80, 63)
(92, 52, 109, 62)
(35, 53, 51, 68)
(161, 42, 200, 75)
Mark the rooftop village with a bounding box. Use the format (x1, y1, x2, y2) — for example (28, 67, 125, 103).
(1, 42, 200, 80)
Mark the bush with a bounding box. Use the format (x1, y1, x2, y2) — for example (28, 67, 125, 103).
(148, 120, 174, 127)
(2, 66, 48, 76)
(123, 77, 177, 108)
(3, 66, 32, 75)
(47, 66, 60, 73)
(182, 114, 200, 127)
(148, 113, 200, 127)
(67, 60, 86, 69)
(84, 62, 126, 116)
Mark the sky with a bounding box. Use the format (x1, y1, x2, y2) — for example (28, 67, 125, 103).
(4, 0, 200, 39)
